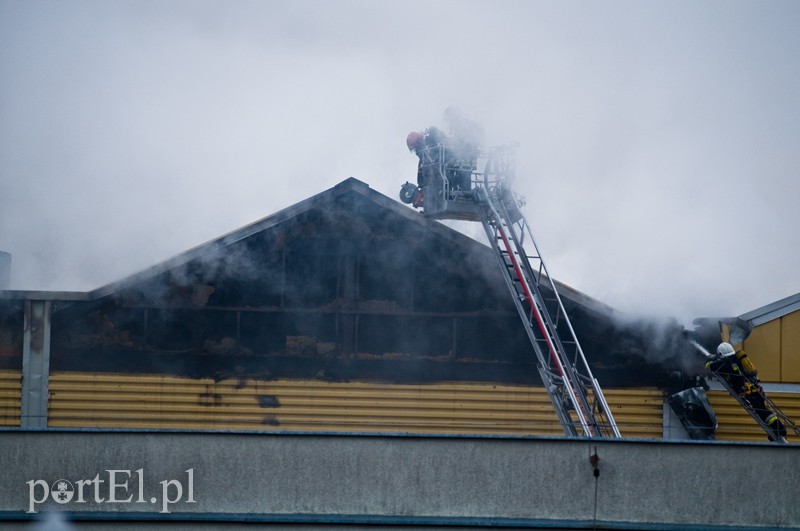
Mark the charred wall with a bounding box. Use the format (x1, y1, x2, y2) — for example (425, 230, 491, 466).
(47, 195, 542, 385)
(10, 191, 694, 387)
(0, 301, 23, 370)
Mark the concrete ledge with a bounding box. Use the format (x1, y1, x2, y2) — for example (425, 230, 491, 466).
(0, 430, 798, 529)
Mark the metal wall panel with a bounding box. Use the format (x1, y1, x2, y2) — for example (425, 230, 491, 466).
(602, 388, 664, 439)
(741, 309, 800, 384)
(47, 372, 665, 438)
(743, 319, 782, 381)
(0, 370, 21, 427)
(782, 310, 800, 381)
(706, 389, 800, 443)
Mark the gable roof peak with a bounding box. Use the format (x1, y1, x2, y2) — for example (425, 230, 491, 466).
(334, 177, 370, 194)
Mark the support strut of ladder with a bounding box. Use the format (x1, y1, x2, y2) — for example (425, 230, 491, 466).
(476, 184, 620, 438)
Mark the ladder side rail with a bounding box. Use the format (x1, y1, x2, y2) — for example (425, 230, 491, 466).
(493, 198, 571, 345)
(500, 199, 586, 363)
(478, 188, 594, 436)
(492, 197, 572, 359)
(517, 217, 566, 332)
(490, 196, 595, 402)
(509, 230, 570, 351)
(477, 208, 579, 436)
(520, 247, 620, 437)
(495, 196, 620, 438)
(480, 215, 583, 436)
(479, 152, 618, 437)
(476, 209, 554, 379)
(534, 370, 581, 437)
(497, 222, 578, 396)
(497, 213, 600, 437)
(477, 194, 553, 371)
(591, 377, 621, 438)
(506, 206, 620, 437)
(506, 213, 568, 346)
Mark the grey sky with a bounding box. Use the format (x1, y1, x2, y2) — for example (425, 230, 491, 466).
(1, 0, 799, 325)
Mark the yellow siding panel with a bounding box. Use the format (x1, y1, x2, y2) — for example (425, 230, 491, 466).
(48, 373, 563, 435)
(743, 320, 781, 382)
(41, 371, 800, 443)
(603, 389, 664, 439)
(47, 372, 665, 438)
(781, 311, 800, 382)
(0, 370, 22, 427)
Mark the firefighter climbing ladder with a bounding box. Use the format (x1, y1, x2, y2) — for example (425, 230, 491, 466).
(711, 372, 800, 443)
(473, 151, 620, 438)
(690, 340, 799, 443)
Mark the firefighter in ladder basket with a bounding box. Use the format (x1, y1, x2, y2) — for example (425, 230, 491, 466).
(443, 106, 483, 191)
(705, 342, 787, 441)
(400, 127, 447, 208)
(400, 116, 478, 209)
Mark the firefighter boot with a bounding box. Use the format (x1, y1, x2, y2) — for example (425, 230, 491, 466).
(766, 413, 787, 440)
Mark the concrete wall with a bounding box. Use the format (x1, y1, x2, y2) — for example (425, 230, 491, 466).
(0, 430, 798, 530)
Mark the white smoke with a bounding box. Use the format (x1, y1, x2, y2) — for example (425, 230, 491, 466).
(2, 1, 799, 325)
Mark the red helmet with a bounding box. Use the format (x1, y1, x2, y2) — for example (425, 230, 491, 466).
(406, 131, 423, 151)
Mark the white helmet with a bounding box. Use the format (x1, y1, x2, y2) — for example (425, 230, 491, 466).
(717, 342, 736, 357)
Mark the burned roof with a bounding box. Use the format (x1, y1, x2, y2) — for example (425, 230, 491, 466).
(85, 177, 617, 317)
(1, 178, 695, 387)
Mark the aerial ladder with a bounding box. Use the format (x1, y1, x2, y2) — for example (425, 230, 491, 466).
(400, 141, 620, 438)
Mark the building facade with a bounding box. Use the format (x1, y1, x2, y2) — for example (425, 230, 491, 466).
(0, 178, 798, 442)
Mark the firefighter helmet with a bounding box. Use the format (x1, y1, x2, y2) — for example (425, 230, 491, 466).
(717, 342, 736, 358)
(406, 131, 423, 151)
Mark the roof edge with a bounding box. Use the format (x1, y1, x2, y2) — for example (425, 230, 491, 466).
(0, 290, 90, 301)
(739, 292, 800, 326)
(88, 178, 380, 299)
